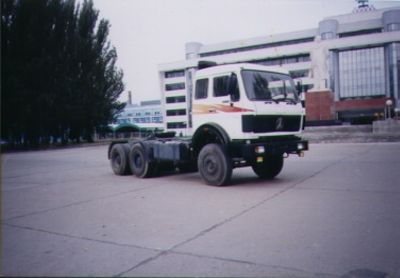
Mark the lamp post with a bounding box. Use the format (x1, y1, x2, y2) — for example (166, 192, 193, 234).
(385, 99, 393, 119)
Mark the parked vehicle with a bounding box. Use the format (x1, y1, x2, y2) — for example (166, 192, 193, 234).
(108, 62, 308, 186)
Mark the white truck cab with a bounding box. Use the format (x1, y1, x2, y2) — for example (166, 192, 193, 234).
(192, 62, 305, 140)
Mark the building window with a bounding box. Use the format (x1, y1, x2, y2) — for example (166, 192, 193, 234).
(165, 82, 185, 91)
(166, 96, 186, 103)
(213, 76, 230, 97)
(152, 116, 162, 123)
(117, 118, 129, 124)
(166, 109, 186, 116)
(339, 28, 382, 38)
(253, 54, 310, 67)
(298, 55, 311, 62)
(387, 23, 400, 32)
(338, 47, 385, 99)
(167, 122, 187, 129)
(195, 78, 208, 99)
(200, 37, 314, 58)
(321, 32, 335, 40)
(290, 70, 309, 79)
(165, 70, 185, 78)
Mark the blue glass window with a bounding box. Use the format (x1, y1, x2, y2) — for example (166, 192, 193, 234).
(338, 47, 385, 99)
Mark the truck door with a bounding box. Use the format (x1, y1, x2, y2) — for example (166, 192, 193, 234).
(193, 73, 243, 134)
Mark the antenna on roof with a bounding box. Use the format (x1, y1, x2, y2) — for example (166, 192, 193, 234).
(356, 0, 369, 8)
(353, 0, 375, 13)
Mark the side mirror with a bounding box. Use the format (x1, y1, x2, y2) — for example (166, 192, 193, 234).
(296, 81, 303, 95)
(228, 73, 239, 102)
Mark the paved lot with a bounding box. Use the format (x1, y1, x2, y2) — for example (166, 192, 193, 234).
(1, 143, 400, 277)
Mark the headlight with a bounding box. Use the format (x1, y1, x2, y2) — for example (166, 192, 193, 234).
(297, 142, 305, 150)
(255, 146, 265, 154)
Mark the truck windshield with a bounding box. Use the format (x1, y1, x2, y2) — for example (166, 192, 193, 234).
(241, 70, 299, 103)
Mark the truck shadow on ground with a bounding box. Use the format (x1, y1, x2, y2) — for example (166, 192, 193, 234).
(159, 168, 291, 188)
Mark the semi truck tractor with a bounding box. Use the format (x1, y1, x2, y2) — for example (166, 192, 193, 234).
(108, 62, 308, 186)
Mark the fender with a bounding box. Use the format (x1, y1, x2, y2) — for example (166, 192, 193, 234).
(192, 123, 231, 155)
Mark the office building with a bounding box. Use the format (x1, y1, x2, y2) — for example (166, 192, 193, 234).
(158, 4, 400, 134)
(116, 99, 163, 131)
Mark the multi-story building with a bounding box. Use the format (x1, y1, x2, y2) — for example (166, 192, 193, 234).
(158, 4, 400, 134)
(116, 99, 163, 131)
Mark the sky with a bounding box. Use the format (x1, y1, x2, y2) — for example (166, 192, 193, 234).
(91, 0, 400, 103)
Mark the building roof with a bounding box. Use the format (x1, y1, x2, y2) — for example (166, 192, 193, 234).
(195, 62, 289, 78)
(158, 6, 400, 72)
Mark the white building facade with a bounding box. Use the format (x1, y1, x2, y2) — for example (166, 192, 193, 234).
(159, 5, 400, 134)
(116, 100, 163, 130)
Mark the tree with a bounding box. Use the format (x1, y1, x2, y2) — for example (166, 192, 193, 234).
(1, 0, 125, 146)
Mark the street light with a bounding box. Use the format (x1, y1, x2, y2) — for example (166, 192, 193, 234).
(385, 99, 393, 119)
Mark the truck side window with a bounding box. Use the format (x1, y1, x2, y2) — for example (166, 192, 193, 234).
(195, 78, 208, 99)
(213, 76, 230, 97)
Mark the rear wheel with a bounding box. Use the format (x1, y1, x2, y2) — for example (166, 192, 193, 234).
(129, 144, 155, 178)
(198, 144, 232, 186)
(110, 144, 131, 175)
(252, 154, 284, 179)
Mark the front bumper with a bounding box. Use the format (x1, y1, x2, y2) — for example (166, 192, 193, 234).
(230, 137, 308, 163)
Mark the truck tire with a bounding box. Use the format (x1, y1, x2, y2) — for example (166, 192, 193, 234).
(198, 143, 232, 186)
(110, 144, 132, 175)
(129, 144, 155, 178)
(252, 154, 284, 179)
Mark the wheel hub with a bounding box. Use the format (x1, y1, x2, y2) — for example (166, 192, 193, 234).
(205, 156, 217, 174)
(113, 154, 121, 167)
(134, 154, 143, 168)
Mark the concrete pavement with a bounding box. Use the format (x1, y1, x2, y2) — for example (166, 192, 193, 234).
(1, 143, 400, 277)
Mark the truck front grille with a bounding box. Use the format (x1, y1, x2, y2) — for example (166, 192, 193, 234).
(242, 115, 302, 133)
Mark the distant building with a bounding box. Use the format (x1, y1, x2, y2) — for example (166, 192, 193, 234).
(158, 4, 400, 134)
(116, 99, 163, 131)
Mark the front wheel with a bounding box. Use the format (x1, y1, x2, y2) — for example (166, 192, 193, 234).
(252, 154, 284, 179)
(198, 144, 232, 186)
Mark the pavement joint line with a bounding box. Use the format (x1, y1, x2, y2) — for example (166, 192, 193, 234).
(3, 219, 342, 278)
(1, 183, 162, 222)
(113, 250, 169, 277)
(113, 157, 347, 277)
(2, 222, 160, 253)
(169, 249, 319, 276)
(4, 144, 388, 276)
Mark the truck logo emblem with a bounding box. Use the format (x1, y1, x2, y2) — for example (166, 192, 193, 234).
(275, 117, 284, 131)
